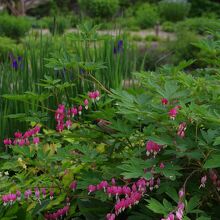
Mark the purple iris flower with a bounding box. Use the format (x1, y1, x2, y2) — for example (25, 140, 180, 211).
(12, 60, 18, 70)
(10, 55, 23, 70)
(113, 40, 123, 54)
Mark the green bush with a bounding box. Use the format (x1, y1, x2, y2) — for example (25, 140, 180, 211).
(78, 0, 119, 18)
(0, 37, 21, 60)
(145, 35, 160, 42)
(176, 17, 220, 35)
(189, 0, 220, 17)
(48, 16, 71, 35)
(161, 21, 176, 32)
(159, 0, 191, 22)
(135, 3, 159, 29)
(0, 14, 31, 40)
(168, 29, 199, 64)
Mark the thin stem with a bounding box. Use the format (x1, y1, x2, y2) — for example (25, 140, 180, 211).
(88, 73, 112, 95)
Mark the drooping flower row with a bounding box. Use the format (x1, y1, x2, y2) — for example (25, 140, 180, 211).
(3, 126, 40, 147)
(1, 179, 79, 207)
(87, 177, 161, 219)
(1, 188, 55, 206)
(44, 205, 70, 220)
(162, 189, 185, 220)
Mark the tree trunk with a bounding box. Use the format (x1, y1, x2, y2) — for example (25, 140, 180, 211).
(20, 0, 25, 15)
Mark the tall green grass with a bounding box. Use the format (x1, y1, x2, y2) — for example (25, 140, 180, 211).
(0, 26, 141, 148)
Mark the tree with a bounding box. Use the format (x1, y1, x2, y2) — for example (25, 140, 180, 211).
(1, 0, 51, 16)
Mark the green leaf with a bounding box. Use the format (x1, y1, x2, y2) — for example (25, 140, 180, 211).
(146, 198, 166, 215)
(186, 196, 200, 213)
(196, 217, 211, 220)
(32, 199, 51, 216)
(203, 154, 220, 168)
(119, 158, 155, 179)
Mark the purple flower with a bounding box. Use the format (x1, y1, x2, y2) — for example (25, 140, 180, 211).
(114, 40, 123, 54)
(11, 56, 23, 70)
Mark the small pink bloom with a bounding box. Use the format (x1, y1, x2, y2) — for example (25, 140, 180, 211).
(84, 99, 89, 110)
(65, 120, 72, 129)
(33, 137, 40, 145)
(178, 189, 184, 199)
(16, 190, 21, 201)
(111, 178, 116, 185)
(71, 107, 78, 117)
(3, 138, 12, 146)
(14, 131, 22, 139)
(160, 162, 165, 169)
(146, 141, 161, 156)
(42, 188, 47, 198)
(24, 189, 32, 199)
(177, 122, 187, 138)
(70, 180, 77, 191)
(78, 105, 83, 115)
(169, 108, 178, 120)
(56, 123, 64, 132)
(35, 188, 40, 199)
(161, 98, 168, 105)
(94, 90, 100, 100)
(89, 92, 95, 100)
(34, 126, 41, 134)
(176, 208, 184, 220)
(2, 195, 9, 206)
(18, 139, 25, 147)
(50, 190, 54, 200)
(106, 213, 116, 220)
(199, 175, 207, 188)
(88, 185, 96, 194)
(167, 213, 175, 220)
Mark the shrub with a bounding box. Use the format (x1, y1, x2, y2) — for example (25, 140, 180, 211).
(48, 16, 70, 35)
(0, 14, 31, 40)
(145, 35, 160, 41)
(119, 16, 140, 30)
(131, 34, 143, 41)
(78, 0, 119, 19)
(135, 3, 159, 29)
(161, 21, 176, 32)
(0, 37, 21, 60)
(189, 0, 220, 17)
(176, 17, 220, 35)
(168, 29, 199, 64)
(159, 0, 191, 22)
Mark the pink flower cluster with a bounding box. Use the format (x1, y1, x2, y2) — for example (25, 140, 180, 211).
(3, 126, 40, 147)
(88, 177, 161, 218)
(44, 205, 70, 220)
(146, 140, 162, 156)
(162, 189, 185, 220)
(161, 97, 181, 120)
(89, 90, 100, 101)
(55, 90, 100, 132)
(2, 192, 19, 206)
(55, 104, 84, 132)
